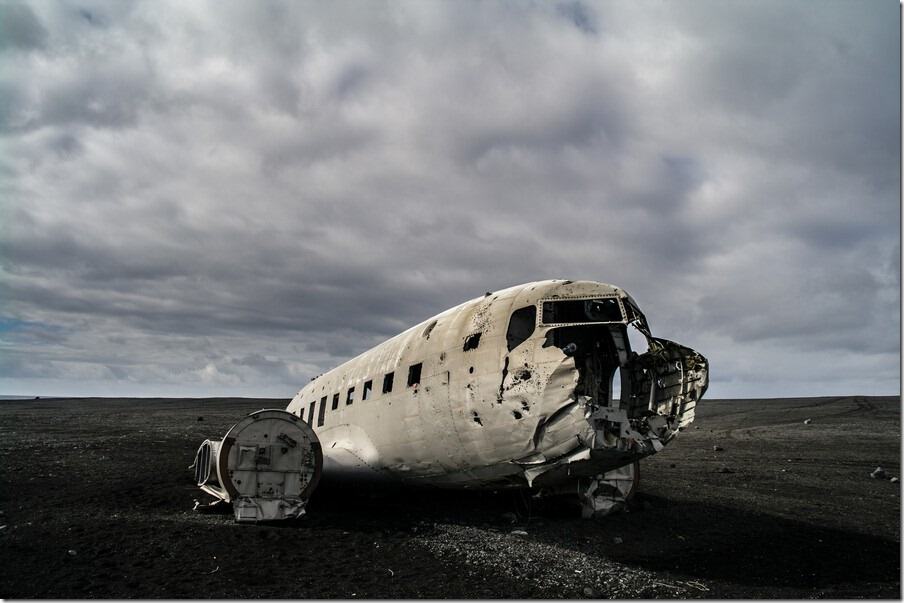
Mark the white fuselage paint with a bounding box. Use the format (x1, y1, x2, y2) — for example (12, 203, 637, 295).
(285, 280, 694, 490)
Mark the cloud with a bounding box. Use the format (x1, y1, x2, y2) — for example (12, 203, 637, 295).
(0, 0, 898, 398)
(0, 3, 48, 52)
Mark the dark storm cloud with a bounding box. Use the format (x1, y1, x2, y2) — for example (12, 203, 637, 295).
(0, 3, 47, 51)
(0, 0, 898, 398)
(556, 1, 598, 35)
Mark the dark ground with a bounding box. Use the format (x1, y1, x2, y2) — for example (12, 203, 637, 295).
(0, 395, 899, 599)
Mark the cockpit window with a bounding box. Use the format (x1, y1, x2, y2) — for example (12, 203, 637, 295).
(506, 305, 537, 351)
(541, 298, 624, 325)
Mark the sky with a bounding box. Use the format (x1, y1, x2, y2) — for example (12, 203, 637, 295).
(0, 0, 899, 399)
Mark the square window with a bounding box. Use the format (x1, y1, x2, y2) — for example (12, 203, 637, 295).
(317, 396, 327, 427)
(408, 362, 422, 387)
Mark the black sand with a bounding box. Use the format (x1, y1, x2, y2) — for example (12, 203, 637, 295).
(0, 395, 899, 598)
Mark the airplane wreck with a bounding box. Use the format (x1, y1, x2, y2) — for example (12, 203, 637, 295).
(193, 279, 708, 521)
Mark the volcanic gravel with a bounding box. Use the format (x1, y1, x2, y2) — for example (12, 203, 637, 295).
(0, 395, 899, 598)
(412, 523, 697, 598)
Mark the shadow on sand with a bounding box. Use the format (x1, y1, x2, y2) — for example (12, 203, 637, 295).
(303, 482, 899, 590)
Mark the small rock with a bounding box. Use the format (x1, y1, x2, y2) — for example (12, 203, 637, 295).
(613, 536, 623, 544)
(583, 587, 595, 597)
(197, 416, 204, 422)
(510, 530, 528, 536)
(0, 524, 7, 531)
(803, 419, 812, 425)
(669, 463, 676, 468)
(891, 477, 899, 484)
(717, 467, 734, 474)
(713, 445, 724, 452)
(67, 549, 77, 557)
(871, 467, 887, 479)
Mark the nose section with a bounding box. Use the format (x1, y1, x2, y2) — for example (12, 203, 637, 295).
(623, 337, 708, 429)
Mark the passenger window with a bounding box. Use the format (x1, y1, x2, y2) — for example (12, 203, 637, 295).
(317, 397, 326, 427)
(363, 380, 373, 400)
(307, 401, 316, 425)
(383, 372, 394, 394)
(408, 363, 422, 387)
(331, 393, 339, 410)
(506, 305, 537, 351)
(346, 387, 355, 405)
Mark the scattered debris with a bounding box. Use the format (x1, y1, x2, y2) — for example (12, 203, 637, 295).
(716, 467, 734, 474)
(613, 536, 623, 544)
(193, 498, 230, 514)
(197, 416, 204, 422)
(803, 419, 812, 424)
(681, 580, 710, 592)
(67, 549, 77, 557)
(713, 446, 724, 452)
(500, 512, 518, 524)
(0, 525, 7, 531)
(651, 582, 684, 591)
(669, 463, 676, 468)
(871, 467, 887, 480)
(891, 477, 900, 484)
(207, 566, 219, 575)
(510, 530, 528, 536)
(387, 568, 394, 577)
(583, 586, 595, 597)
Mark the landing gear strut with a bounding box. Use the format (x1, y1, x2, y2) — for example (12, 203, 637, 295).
(579, 461, 639, 518)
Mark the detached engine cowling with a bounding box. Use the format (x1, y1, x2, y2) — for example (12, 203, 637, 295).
(193, 409, 322, 522)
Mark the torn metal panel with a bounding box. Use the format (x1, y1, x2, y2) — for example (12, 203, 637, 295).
(192, 409, 322, 522)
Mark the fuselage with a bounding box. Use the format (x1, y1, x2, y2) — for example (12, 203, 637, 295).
(285, 279, 708, 491)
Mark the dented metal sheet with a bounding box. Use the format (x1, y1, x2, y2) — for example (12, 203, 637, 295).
(274, 279, 708, 518)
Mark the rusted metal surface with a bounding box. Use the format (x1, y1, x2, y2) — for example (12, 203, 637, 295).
(284, 280, 708, 516)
